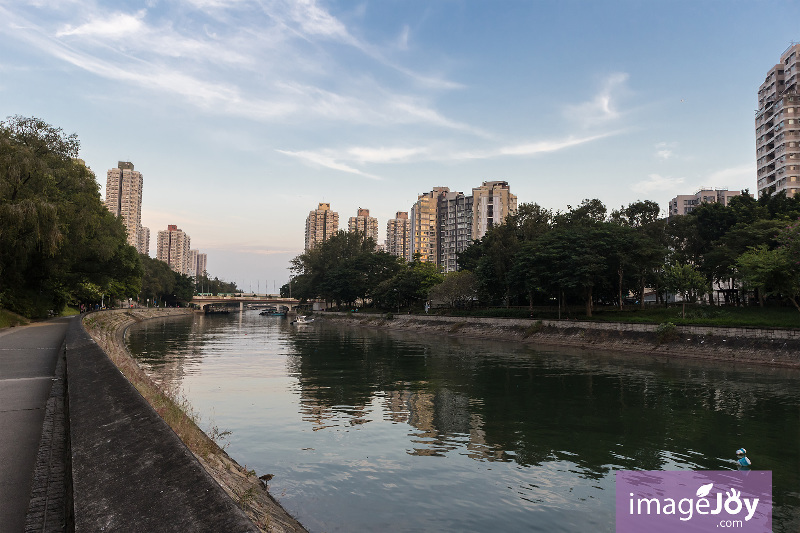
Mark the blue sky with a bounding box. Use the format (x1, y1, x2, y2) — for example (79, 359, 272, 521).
(2, 0, 798, 290)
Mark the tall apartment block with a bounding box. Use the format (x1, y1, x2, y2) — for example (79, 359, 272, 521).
(186, 249, 208, 278)
(105, 161, 150, 254)
(438, 191, 473, 273)
(196, 252, 207, 278)
(756, 43, 800, 198)
(305, 203, 339, 250)
(156, 225, 191, 275)
(386, 212, 411, 260)
(348, 208, 379, 244)
(669, 188, 741, 218)
(410, 187, 450, 263)
(137, 226, 150, 256)
(472, 181, 517, 241)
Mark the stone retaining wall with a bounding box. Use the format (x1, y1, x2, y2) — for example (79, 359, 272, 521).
(319, 312, 800, 368)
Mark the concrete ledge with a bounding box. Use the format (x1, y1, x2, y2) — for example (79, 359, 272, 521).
(65, 318, 258, 532)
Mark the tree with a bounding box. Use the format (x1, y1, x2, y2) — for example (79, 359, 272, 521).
(428, 270, 478, 308)
(664, 263, 708, 303)
(288, 231, 400, 307)
(1, 116, 141, 316)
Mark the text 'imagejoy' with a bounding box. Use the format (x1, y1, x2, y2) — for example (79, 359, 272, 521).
(616, 470, 772, 532)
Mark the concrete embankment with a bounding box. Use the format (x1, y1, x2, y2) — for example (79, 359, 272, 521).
(74, 309, 306, 533)
(318, 312, 800, 368)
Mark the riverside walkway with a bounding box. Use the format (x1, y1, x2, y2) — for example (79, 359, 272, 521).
(0, 316, 261, 532)
(0, 318, 70, 532)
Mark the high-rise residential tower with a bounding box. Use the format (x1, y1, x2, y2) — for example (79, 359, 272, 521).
(105, 161, 149, 254)
(438, 191, 474, 273)
(305, 202, 339, 250)
(185, 250, 208, 278)
(187, 249, 199, 278)
(137, 226, 150, 256)
(756, 43, 800, 198)
(196, 252, 207, 278)
(348, 208, 379, 244)
(410, 187, 449, 263)
(156, 225, 191, 275)
(471, 181, 517, 241)
(386, 212, 411, 260)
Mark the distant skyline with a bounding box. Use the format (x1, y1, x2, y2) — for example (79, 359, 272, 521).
(2, 1, 798, 289)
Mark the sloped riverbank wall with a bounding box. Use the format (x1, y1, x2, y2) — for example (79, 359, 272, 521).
(319, 312, 800, 368)
(74, 309, 306, 533)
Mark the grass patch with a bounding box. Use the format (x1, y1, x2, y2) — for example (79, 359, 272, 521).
(0, 308, 29, 328)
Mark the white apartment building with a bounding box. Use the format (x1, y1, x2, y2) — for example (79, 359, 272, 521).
(438, 191, 473, 273)
(156, 225, 191, 275)
(305, 203, 339, 250)
(386, 212, 411, 260)
(756, 43, 800, 198)
(348, 208, 379, 244)
(410, 188, 449, 263)
(472, 181, 517, 241)
(105, 161, 149, 254)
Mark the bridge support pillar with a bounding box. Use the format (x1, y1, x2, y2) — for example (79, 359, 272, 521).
(239, 301, 244, 313)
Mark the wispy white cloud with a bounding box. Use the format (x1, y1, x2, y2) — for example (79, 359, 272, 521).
(56, 10, 145, 38)
(346, 146, 430, 163)
(2, 1, 468, 129)
(276, 149, 383, 180)
(565, 72, 630, 126)
(632, 174, 685, 194)
(278, 131, 617, 178)
(397, 24, 410, 51)
(654, 141, 676, 160)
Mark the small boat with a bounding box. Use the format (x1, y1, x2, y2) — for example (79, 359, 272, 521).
(291, 315, 314, 325)
(260, 306, 288, 316)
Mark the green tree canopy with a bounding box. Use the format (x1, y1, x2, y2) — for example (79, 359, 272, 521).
(1, 116, 141, 316)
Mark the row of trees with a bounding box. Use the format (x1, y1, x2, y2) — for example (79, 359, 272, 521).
(282, 231, 443, 310)
(0, 116, 235, 317)
(460, 194, 800, 315)
(286, 193, 800, 316)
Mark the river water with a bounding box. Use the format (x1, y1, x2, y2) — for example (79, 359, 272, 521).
(125, 312, 800, 532)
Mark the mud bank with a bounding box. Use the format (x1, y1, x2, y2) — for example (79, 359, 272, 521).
(318, 312, 800, 368)
(81, 309, 306, 533)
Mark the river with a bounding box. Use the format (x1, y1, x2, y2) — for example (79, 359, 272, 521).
(125, 311, 800, 532)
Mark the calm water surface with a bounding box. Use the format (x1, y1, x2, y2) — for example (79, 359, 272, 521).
(126, 312, 800, 532)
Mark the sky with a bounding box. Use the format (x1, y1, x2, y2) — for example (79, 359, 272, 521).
(2, 0, 799, 291)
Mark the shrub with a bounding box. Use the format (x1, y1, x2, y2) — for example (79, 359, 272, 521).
(524, 320, 544, 338)
(656, 322, 677, 345)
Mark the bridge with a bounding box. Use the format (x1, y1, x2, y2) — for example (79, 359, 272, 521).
(192, 295, 301, 313)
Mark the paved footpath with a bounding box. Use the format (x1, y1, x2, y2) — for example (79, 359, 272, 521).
(0, 317, 71, 533)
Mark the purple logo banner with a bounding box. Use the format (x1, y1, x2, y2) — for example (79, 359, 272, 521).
(616, 470, 772, 532)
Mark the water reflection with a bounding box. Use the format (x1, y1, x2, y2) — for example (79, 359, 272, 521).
(126, 313, 800, 532)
